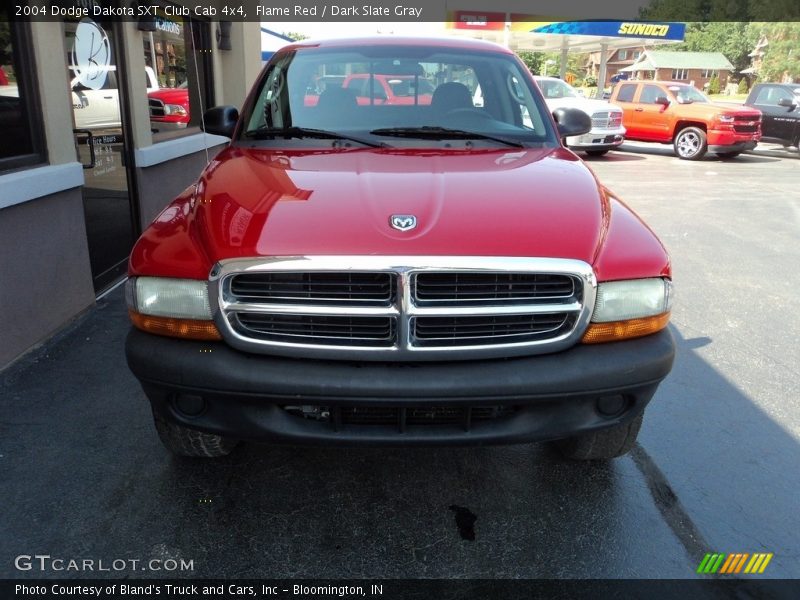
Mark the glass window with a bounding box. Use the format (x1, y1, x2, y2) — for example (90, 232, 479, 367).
(0, 11, 44, 169)
(755, 86, 792, 105)
(671, 69, 688, 80)
(618, 50, 628, 60)
(639, 84, 664, 104)
(144, 15, 213, 141)
(536, 78, 580, 99)
(616, 83, 637, 102)
(241, 45, 557, 148)
(666, 84, 709, 104)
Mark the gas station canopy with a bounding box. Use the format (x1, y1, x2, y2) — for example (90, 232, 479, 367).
(446, 15, 685, 86)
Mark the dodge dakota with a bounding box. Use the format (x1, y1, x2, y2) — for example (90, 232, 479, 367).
(125, 37, 675, 460)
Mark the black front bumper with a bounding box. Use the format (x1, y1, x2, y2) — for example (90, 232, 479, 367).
(126, 328, 675, 446)
(708, 140, 758, 153)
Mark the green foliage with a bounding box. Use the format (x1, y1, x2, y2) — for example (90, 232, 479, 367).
(750, 23, 800, 82)
(668, 22, 757, 73)
(282, 31, 309, 42)
(640, 0, 797, 20)
(516, 51, 542, 75)
(584, 76, 597, 87)
(737, 78, 749, 94)
(708, 74, 720, 94)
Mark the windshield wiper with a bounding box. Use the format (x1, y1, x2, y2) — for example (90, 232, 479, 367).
(244, 126, 386, 148)
(369, 126, 524, 148)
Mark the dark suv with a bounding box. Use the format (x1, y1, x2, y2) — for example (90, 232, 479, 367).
(745, 83, 800, 150)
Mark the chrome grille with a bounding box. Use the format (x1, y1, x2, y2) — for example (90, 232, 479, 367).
(211, 256, 596, 361)
(591, 110, 623, 129)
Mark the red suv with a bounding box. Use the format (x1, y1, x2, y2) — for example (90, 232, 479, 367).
(125, 37, 675, 461)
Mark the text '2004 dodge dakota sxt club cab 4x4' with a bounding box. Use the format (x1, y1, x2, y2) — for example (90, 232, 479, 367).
(125, 37, 675, 461)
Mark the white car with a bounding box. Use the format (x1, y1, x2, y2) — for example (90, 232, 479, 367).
(534, 76, 626, 156)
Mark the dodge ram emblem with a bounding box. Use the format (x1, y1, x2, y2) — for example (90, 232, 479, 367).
(390, 215, 417, 231)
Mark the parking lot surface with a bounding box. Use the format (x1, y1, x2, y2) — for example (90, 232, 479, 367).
(1, 144, 799, 579)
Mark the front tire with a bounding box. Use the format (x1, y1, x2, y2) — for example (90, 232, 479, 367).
(673, 126, 707, 160)
(716, 151, 741, 159)
(584, 149, 610, 157)
(153, 413, 238, 457)
(554, 413, 643, 460)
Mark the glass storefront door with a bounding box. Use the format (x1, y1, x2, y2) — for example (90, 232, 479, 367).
(65, 17, 136, 293)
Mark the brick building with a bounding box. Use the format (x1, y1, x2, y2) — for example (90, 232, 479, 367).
(619, 50, 734, 90)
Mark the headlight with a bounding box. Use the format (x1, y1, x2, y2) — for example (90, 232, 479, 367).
(164, 103, 188, 117)
(716, 114, 735, 123)
(126, 277, 221, 340)
(583, 278, 672, 343)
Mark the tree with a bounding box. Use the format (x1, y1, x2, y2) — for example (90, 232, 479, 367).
(669, 22, 757, 73)
(516, 51, 542, 75)
(750, 23, 800, 82)
(737, 78, 749, 94)
(282, 32, 308, 42)
(708, 74, 720, 94)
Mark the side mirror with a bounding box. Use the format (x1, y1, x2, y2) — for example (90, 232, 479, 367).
(553, 107, 592, 139)
(777, 97, 795, 108)
(202, 106, 239, 138)
(655, 96, 670, 106)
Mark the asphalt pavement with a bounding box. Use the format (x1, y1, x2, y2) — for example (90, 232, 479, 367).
(1, 144, 798, 581)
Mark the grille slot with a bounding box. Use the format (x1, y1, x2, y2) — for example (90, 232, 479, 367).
(148, 98, 165, 117)
(234, 313, 396, 347)
(414, 272, 576, 305)
(413, 314, 572, 347)
(230, 272, 395, 306)
(281, 404, 518, 429)
(733, 124, 759, 133)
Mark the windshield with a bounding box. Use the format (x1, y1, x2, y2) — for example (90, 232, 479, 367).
(667, 84, 709, 104)
(536, 78, 580, 100)
(240, 45, 556, 148)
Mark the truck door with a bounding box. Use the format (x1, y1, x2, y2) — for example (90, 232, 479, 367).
(613, 83, 640, 136)
(634, 84, 672, 141)
(752, 85, 798, 142)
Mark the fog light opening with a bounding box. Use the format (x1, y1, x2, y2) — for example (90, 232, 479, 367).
(596, 394, 628, 417)
(174, 394, 207, 417)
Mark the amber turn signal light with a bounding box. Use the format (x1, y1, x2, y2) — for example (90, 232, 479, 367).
(128, 310, 222, 341)
(582, 312, 670, 344)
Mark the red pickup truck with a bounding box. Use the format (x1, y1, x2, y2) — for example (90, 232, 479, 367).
(125, 37, 675, 461)
(610, 80, 761, 160)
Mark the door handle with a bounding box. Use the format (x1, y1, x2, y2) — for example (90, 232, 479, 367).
(103, 96, 113, 99)
(73, 129, 96, 169)
(634, 107, 644, 112)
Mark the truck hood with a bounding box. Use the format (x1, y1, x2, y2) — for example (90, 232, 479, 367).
(148, 88, 189, 104)
(543, 96, 621, 115)
(672, 101, 761, 119)
(193, 146, 609, 264)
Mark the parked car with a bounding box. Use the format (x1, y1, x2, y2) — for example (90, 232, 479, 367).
(610, 80, 762, 160)
(70, 66, 158, 131)
(535, 76, 625, 156)
(744, 82, 800, 150)
(125, 36, 675, 461)
(148, 81, 190, 133)
(305, 73, 435, 106)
